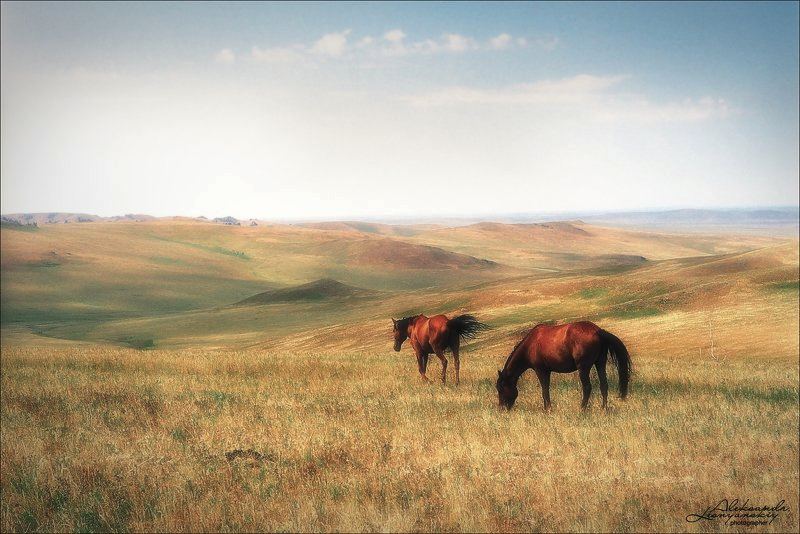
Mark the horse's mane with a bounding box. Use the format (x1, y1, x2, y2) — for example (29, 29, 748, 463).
(501, 323, 549, 373)
(501, 335, 527, 374)
(396, 315, 421, 330)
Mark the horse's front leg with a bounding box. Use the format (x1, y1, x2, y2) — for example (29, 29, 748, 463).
(535, 369, 552, 412)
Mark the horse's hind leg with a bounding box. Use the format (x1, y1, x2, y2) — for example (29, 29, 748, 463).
(433, 349, 448, 384)
(596, 361, 609, 410)
(416, 352, 430, 382)
(579, 366, 592, 411)
(451, 340, 461, 385)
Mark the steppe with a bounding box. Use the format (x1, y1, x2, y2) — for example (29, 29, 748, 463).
(1, 211, 798, 532)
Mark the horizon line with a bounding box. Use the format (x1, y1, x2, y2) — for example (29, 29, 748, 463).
(3, 205, 799, 226)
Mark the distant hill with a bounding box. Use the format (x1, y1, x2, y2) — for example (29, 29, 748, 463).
(1, 213, 157, 225)
(1, 213, 259, 226)
(3, 208, 796, 232)
(583, 208, 799, 233)
(234, 278, 380, 306)
(298, 221, 436, 236)
(467, 221, 592, 238)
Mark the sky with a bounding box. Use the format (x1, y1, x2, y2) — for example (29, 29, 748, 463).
(1, 1, 798, 221)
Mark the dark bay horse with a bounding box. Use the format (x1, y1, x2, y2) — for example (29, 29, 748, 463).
(496, 321, 631, 411)
(392, 314, 489, 384)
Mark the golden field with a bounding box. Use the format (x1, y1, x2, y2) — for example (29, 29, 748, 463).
(1, 216, 798, 532)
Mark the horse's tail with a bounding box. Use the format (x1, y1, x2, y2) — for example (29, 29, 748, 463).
(598, 329, 632, 399)
(448, 314, 490, 341)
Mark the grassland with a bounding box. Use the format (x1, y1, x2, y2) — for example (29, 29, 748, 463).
(1, 216, 798, 532)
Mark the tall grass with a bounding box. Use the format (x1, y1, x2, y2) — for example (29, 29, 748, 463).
(2, 345, 797, 532)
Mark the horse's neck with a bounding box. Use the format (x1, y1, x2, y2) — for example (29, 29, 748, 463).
(503, 344, 531, 383)
(406, 318, 418, 337)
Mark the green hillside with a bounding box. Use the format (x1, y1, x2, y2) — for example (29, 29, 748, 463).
(1, 218, 797, 354)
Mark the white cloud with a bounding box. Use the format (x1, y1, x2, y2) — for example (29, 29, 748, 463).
(484, 33, 531, 51)
(311, 29, 351, 57)
(214, 48, 236, 64)
(356, 36, 374, 49)
(409, 74, 627, 107)
(251, 45, 304, 64)
(442, 33, 477, 53)
(406, 74, 734, 123)
(534, 35, 559, 51)
(226, 28, 530, 64)
(379, 28, 408, 56)
(384, 29, 406, 44)
(375, 31, 492, 57)
(489, 33, 513, 50)
(597, 96, 734, 123)
(248, 30, 354, 64)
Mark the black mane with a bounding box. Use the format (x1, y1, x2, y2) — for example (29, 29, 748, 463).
(501, 324, 545, 372)
(501, 336, 526, 373)
(397, 315, 421, 329)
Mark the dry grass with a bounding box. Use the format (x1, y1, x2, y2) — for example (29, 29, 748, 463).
(2, 343, 797, 533)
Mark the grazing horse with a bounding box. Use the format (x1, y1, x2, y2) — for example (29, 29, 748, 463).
(392, 314, 488, 384)
(496, 321, 631, 411)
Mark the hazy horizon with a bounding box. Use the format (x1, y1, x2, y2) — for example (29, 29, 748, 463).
(2, 1, 798, 220)
(3, 205, 798, 228)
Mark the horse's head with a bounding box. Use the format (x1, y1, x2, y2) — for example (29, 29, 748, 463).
(496, 370, 518, 410)
(392, 318, 408, 352)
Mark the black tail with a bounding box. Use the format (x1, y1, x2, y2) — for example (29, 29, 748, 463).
(598, 329, 632, 398)
(448, 314, 490, 341)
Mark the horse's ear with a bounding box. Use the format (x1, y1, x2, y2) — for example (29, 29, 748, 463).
(392, 318, 397, 326)
(497, 370, 502, 377)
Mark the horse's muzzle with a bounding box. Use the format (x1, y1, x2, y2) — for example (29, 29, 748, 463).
(393, 344, 401, 352)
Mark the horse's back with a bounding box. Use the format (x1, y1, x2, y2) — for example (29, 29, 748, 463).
(428, 314, 449, 330)
(528, 321, 604, 370)
(567, 320, 602, 339)
(532, 321, 600, 340)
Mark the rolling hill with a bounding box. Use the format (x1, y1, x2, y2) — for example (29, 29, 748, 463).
(1, 214, 797, 354)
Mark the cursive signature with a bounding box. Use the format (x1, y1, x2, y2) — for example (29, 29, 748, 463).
(686, 499, 789, 526)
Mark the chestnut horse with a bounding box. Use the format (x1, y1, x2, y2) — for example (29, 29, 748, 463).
(496, 321, 631, 411)
(392, 314, 489, 384)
